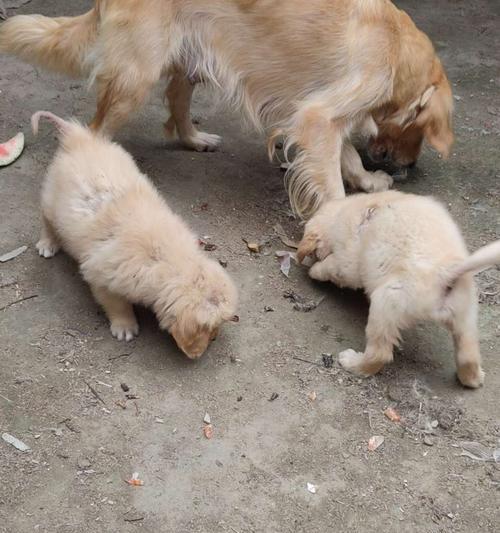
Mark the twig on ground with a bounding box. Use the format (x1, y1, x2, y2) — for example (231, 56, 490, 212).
(292, 356, 323, 367)
(108, 352, 132, 361)
(0, 294, 38, 312)
(84, 380, 107, 405)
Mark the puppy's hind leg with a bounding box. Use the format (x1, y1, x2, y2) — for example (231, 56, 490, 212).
(90, 284, 139, 342)
(339, 283, 406, 377)
(164, 69, 221, 152)
(446, 277, 484, 388)
(36, 215, 61, 258)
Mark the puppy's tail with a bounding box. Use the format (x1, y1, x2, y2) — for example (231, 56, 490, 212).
(0, 6, 100, 78)
(449, 240, 500, 284)
(31, 111, 72, 136)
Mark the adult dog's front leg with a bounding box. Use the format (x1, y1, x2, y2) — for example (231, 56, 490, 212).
(341, 141, 393, 193)
(164, 70, 221, 152)
(285, 107, 346, 218)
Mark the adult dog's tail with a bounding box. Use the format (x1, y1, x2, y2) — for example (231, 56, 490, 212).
(0, 5, 100, 77)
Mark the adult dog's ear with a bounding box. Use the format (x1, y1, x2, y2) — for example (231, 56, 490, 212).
(297, 231, 319, 263)
(415, 81, 454, 158)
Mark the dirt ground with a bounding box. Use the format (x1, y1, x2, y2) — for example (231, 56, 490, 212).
(0, 1, 499, 532)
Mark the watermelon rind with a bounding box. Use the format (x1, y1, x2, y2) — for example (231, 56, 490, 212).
(0, 132, 25, 167)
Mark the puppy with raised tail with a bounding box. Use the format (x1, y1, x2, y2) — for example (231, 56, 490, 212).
(32, 111, 238, 358)
(297, 190, 500, 388)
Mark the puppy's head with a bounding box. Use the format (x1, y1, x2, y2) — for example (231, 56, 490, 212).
(369, 61, 454, 167)
(297, 209, 336, 264)
(157, 262, 238, 359)
(297, 231, 320, 264)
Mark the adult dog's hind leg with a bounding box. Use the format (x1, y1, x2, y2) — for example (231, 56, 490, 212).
(88, 15, 165, 136)
(164, 70, 221, 152)
(90, 73, 158, 136)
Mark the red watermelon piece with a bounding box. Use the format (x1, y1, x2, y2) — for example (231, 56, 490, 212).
(0, 132, 24, 167)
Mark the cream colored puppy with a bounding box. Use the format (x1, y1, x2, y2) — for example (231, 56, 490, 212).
(297, 191, 500, 388)
(32, 111, 238, 358)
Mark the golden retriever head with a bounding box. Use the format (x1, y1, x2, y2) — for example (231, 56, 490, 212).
(156, 261, 238, 359)
(369, 62, 454, 167)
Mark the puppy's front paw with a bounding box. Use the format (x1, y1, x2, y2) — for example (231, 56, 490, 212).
(110, 319, 139, 342)
(363, 170, 393, 193)
(184, 131, 222, 152)
(36, 238, 60, 258)
(338, 348, 368, 376)
(457, 362, 485, 389)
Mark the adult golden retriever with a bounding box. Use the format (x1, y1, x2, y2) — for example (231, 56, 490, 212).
(0, 0, 454, 216)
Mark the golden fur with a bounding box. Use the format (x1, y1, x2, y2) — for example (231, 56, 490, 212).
(0, 0, 454, 217)
(298, 191, 500, 388)
(32, 111, 238, 359)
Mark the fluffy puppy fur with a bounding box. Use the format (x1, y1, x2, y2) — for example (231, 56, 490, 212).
(1, 0, 453, 217)
(297, 191, 500, 388)
(32, 111, 238, 359)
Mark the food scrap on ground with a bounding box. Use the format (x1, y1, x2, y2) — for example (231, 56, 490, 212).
(0, 132, 24, 167)
(384, 407, 401, 423)
(306, 482, 317, 494)
(203, 424, 214, 439)
(126, 472, 144, 486)
(368, 436, 385, 452)
(243, 238, 261, 253)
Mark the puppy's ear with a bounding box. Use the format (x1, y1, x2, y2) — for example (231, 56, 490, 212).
(297, 231, 319, 263)
(170, 319, 211, 359)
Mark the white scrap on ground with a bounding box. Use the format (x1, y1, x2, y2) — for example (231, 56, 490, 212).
(2, 432, 30, 452)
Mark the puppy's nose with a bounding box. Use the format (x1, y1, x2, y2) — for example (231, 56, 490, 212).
(407, 161, 416, 169)
(382, 149, 390, 162)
